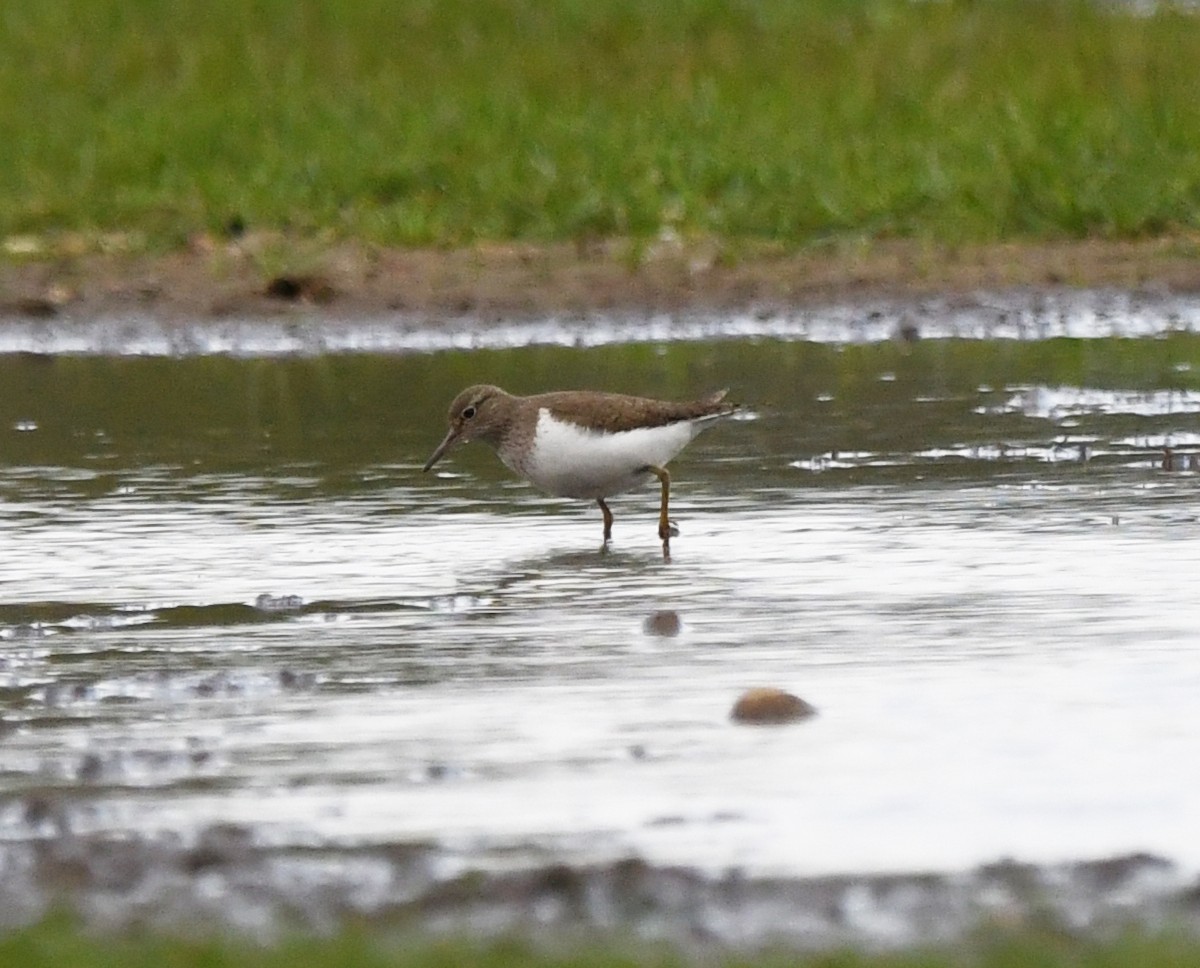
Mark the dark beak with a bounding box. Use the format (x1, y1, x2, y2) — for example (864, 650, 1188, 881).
(422, 427, 460, 472)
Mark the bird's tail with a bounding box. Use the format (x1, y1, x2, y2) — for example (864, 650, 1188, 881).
(696, 387, 742, 422)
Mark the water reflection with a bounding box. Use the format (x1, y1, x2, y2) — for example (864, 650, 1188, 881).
(2, 335, 1200, 893)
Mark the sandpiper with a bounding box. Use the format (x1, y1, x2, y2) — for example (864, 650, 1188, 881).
(422, 385, 737, 545)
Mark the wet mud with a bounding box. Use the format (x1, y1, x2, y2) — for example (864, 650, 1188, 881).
(0, 826, 1194, 948)
(3, 236, 1200, 324)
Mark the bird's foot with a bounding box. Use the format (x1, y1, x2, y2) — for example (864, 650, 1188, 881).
(658, 519, 680, 540)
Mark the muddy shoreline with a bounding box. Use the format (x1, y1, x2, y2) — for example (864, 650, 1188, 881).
(3, 236, 1200, 324)
(0, 822, 1193, 947)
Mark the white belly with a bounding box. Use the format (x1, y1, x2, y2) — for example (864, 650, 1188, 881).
(510, 409, 702, 499)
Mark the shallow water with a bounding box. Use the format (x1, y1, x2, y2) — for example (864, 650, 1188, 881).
(3, 304, 1200, 933)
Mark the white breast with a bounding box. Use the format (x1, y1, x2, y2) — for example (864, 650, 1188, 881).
(514, 409, 704, 499)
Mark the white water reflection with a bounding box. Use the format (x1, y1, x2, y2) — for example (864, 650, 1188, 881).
(3, 467, 1200, 880)
(4, 287, 1200, 355)
(986, 385, 1200, 419)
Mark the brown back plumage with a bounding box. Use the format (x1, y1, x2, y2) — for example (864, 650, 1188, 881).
(531, 388, 735, 434)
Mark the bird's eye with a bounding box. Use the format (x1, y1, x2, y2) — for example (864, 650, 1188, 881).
(462, 406, 477, 419)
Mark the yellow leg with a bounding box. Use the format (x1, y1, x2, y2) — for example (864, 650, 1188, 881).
(597, 497, 613, 542)
(647, 465, 672, 541)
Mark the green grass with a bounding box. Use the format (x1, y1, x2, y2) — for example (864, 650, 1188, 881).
(3, 0, 1200, 252)
(5, 920, 1200, 968)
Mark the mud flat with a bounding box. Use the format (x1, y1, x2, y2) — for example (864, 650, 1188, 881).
(2, 237, 1200, 332)
(0, 827, 1194, 949)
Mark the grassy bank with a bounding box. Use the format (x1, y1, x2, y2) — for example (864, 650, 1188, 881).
(3, 0, 1200, 254)
(5, 921, 1200, 968)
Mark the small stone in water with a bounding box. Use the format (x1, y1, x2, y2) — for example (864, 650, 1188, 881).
(643, 610, 681, 637)
(730, 687, 816, 725)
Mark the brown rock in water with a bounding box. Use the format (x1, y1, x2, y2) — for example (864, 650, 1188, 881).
(730, 687, 816, 725)
(642, 610, 681, 637)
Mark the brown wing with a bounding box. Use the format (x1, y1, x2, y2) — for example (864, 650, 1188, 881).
(534, 389, 734, 434)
